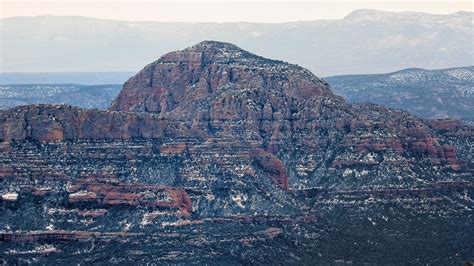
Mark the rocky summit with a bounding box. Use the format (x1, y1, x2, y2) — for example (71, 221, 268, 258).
(0, 41, 473, 264)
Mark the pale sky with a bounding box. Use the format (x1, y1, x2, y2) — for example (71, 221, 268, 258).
(1, 0, 472, 22)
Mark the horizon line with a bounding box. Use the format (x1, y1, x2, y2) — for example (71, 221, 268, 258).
(1, 8, 471, 23)
(2, 65, 473, 78)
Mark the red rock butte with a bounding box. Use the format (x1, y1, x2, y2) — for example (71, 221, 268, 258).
(0, 40, 473, 264)
(0, 40, 472, 192)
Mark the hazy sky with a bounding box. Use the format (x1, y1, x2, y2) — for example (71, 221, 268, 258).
(1, 0, 472, 22)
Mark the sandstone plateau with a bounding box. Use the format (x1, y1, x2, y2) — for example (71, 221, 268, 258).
(0, 41, 473, 264)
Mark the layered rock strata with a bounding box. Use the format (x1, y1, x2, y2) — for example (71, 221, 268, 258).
(0, 41, 472, 264)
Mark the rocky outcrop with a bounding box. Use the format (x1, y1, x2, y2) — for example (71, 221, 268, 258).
(67, 175, 192, 216)
(0, 105, 166, 142)
(110, 41, 335, 113)
(253, 149, 289, 190)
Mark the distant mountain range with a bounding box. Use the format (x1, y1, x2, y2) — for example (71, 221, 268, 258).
(0, 84, 121, 110)
(1, 9, 472, 76)
(0, 72, 133, 85)
(326, 66, 474, 120)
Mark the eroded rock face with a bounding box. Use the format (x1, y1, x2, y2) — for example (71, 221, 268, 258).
(0, 105, 165, 142)
(67, 174, 192, 216)
(110, 41, 335, 114)
(0, 41, 473, 264)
